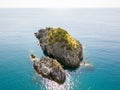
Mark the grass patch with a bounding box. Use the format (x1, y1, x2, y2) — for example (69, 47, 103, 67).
(47, 27, 79, 50)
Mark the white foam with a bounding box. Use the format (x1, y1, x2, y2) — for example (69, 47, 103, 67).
(41, 70, 74, 90)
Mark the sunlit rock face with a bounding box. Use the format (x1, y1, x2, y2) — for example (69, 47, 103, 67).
(35, 27, 83, 68)
(33, 56, 66, 84)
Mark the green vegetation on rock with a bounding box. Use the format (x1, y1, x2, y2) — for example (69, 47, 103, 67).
(47, 27, 79, 50)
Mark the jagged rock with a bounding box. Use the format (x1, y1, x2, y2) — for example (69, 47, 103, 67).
(35, 27, 83, 68)
(33, 56, 66, 84)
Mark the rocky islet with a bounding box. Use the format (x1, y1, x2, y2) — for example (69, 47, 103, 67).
(32, 27, 83, 84)
(33, 56, 66, 84)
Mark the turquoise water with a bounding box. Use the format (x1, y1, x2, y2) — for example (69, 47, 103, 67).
(0, 8, 120, 90)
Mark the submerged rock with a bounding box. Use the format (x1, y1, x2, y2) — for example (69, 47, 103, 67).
(33, 56, 66, 84)
(35, 27, 83, 68)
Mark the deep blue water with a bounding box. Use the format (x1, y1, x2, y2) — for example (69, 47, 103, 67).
(0, 8, 120, 90)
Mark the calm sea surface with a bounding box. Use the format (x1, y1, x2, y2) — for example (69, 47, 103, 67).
(0, 8, 120, 90)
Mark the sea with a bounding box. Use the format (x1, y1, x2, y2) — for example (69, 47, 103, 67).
(0, 8, 120, 90)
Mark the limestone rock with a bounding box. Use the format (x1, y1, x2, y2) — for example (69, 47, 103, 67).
(35, 27, 83, 68)
(33, 56, 66, 84)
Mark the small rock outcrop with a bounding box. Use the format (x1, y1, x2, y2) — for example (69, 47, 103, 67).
(35, 27, 83, 68)
(33, 56, 66, 84)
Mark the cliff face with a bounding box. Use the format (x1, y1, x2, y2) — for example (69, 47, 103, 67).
(35, 27, 83, 68)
